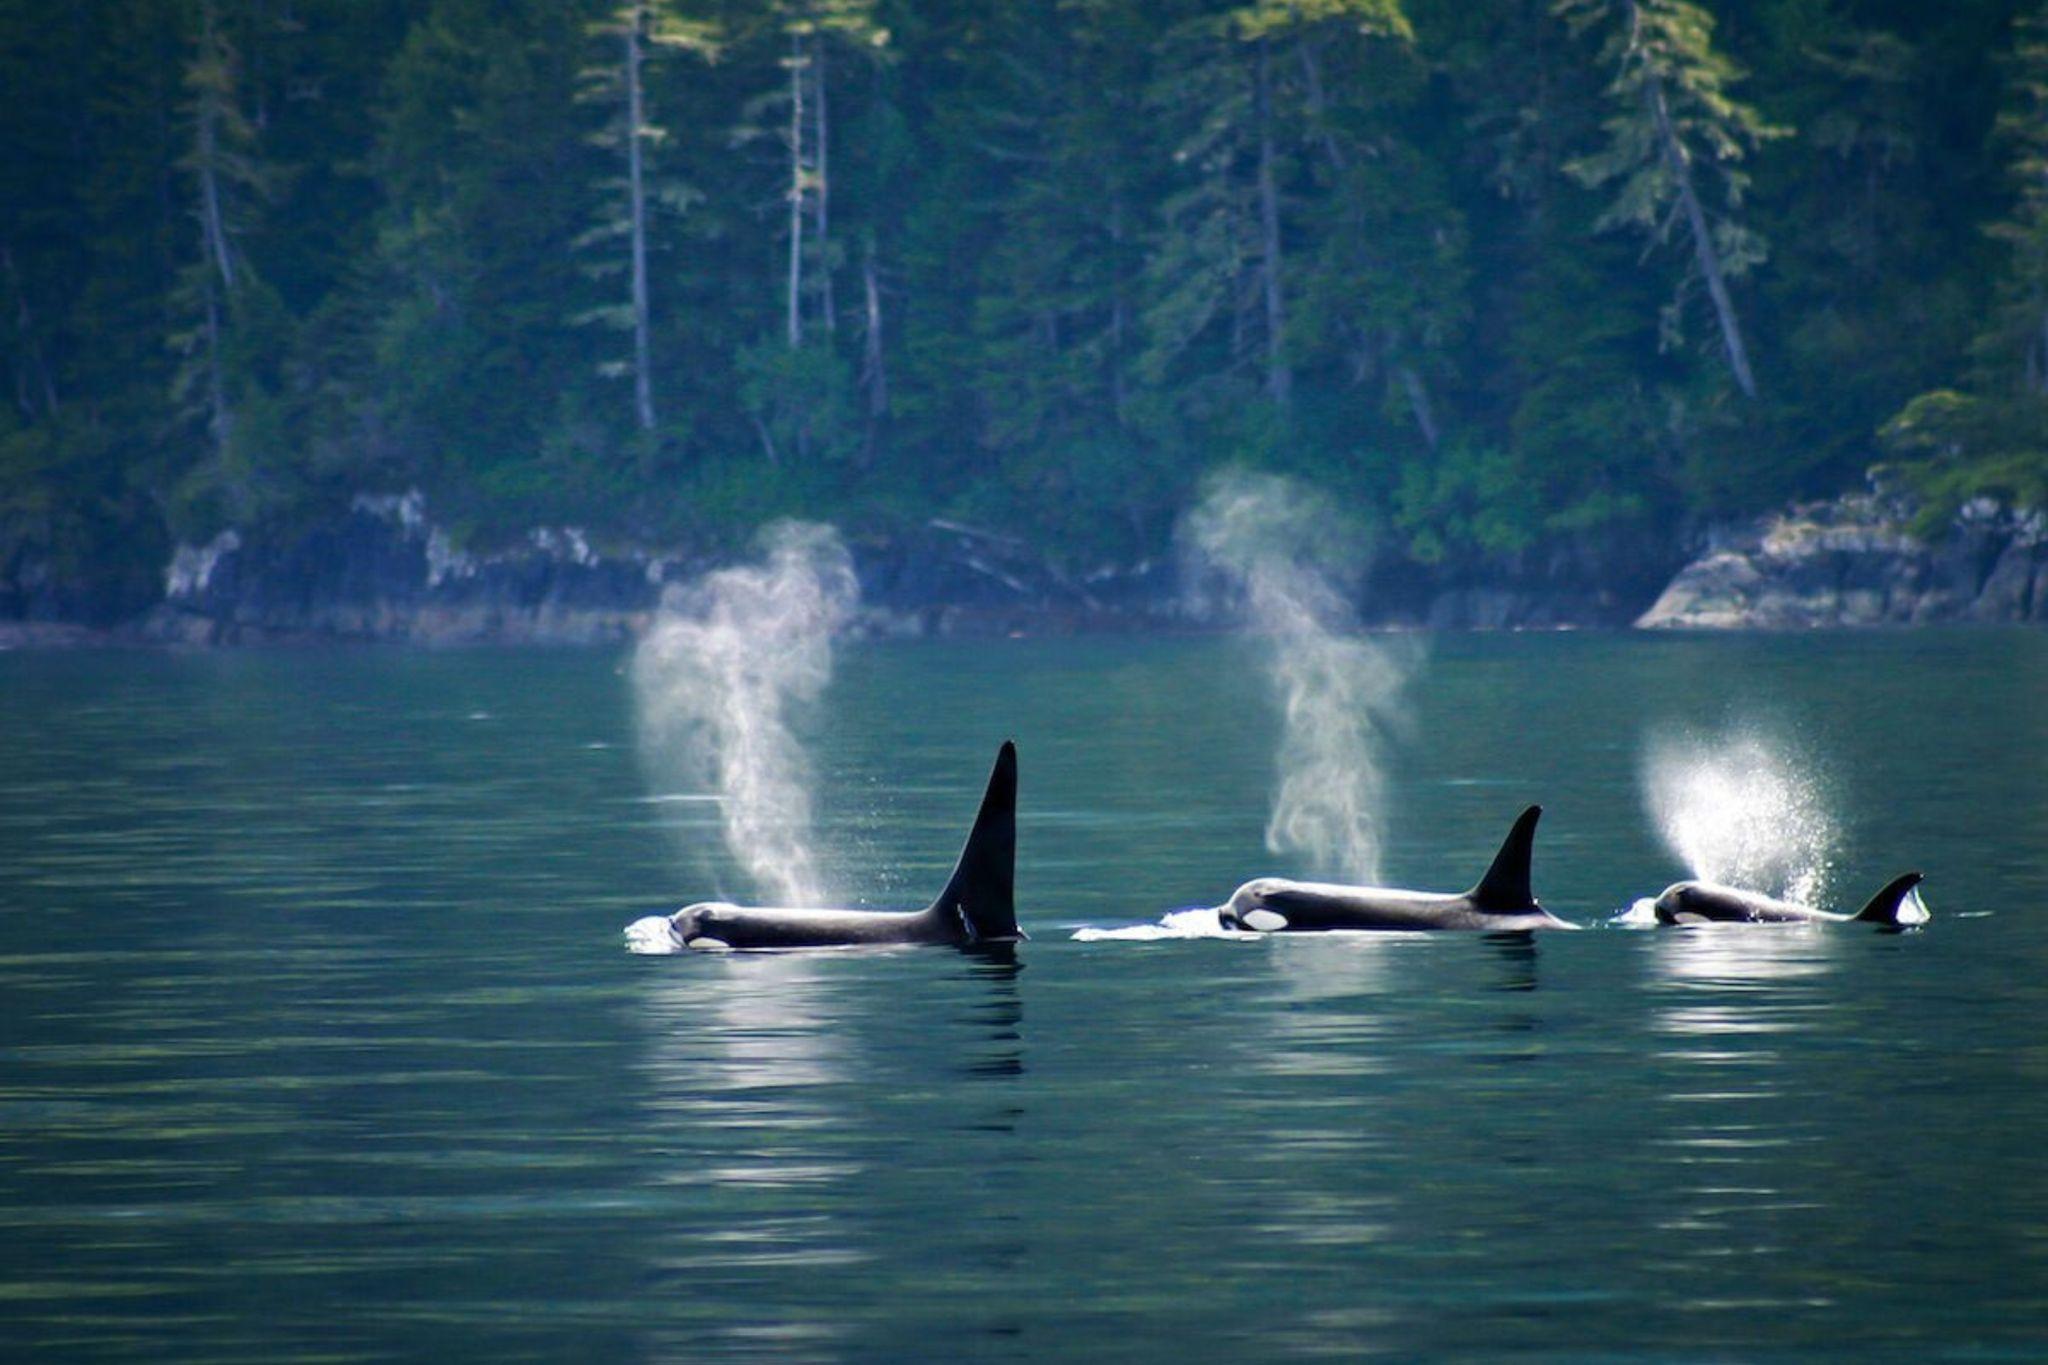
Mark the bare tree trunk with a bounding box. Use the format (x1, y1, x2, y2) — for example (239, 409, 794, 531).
(786, 30, 805, 350)
(624, 11, 655, 430)
(5, 262, 29, 420)
(201, 269, 230, 454)
(1398, 365, 1440, 450)
(1645, 75, 1758, 398)
(857, 240, 884, 467)
(5, 304, 23, 421)
(193, 0, 236, 466)
(812, 40, 834, 334)
(2034, 290, 2048, 396)
(1108, 195, 1128, 420)
(196, 0, 236, 294)
(2, 242, 58, 418)
(861, 238, 886, 417)
(1255, 40, 1290, 407)
(1296, 33, 1344, 171)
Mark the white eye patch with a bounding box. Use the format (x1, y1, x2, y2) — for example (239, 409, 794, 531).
(1241, 908, 1289, 933)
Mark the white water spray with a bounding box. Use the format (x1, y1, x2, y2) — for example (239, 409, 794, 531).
(1071, 907, 1256, 942)
(1640, 725, 1837, 905)
(632, 521, 858, 908)
(1186, 472, 1416, 884)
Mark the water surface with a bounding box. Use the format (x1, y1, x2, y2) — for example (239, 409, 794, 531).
(3, 632, 2046, 1359)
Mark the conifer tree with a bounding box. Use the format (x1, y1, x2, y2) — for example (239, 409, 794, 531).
(733, 0, 885, 465)
(365, 0, 592, 508)
(4, 0, 2048, 596)
(962, 0, 1150, 444)
(1881, 2, 2048, 518)
(1987, 2, 2048, 397)
(1557, 0, 1785, 398)
(170, 0, 274, 519)
(576, 1, 716, 432)
(0, 0, 88, 427)
(754, 0, 886, 350)
(1144, 0, 1409, 419)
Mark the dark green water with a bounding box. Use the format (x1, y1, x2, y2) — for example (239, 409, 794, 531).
(3, 632, 2046, 1360)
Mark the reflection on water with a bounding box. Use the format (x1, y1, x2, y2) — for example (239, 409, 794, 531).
(1483, 932, 1541, 994)
(1251, 935, 1409, 1079)
(633, 958, 865, 1359)
(1639, 924, 1845, 1319)
(2, 635, 2047, 1359)
(626, 948, 1029, 1359)
(1652, 924, 1839, 1031)
(642, 953, 857, 1120)
(957, 946, 1028, 1081)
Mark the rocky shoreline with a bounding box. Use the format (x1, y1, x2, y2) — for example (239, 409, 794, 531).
(126, 493, 1191, 646)
(1636, 494, 2047, 628)
(2, 489, 2042, 648)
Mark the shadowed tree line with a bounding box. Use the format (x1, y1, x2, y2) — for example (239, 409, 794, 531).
(2, 0, 2045, 616)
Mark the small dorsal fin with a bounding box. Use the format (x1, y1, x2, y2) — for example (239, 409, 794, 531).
(1467, 805, 1542, 912)
(1853, 871, 1925, 925)
(926, 741, 1023, 942)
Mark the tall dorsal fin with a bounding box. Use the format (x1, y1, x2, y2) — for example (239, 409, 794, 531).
(927, 741, 1022, 942)
(1467, 805, 1542, 912)
(1853, 871, 1925, 925)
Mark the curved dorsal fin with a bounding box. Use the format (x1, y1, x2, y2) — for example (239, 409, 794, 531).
(927, 741, 1022, 941)
(1853, 871, 1925, 925)
(1467, 805, 1542, 912)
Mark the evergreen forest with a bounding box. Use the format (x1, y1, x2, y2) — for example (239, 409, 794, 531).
(6, 0, 2048, 615)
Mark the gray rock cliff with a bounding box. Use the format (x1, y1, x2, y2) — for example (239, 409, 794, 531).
(1638, 495, 2047, 628)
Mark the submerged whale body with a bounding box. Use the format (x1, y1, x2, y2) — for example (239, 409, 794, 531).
(665, 742, 1023, 950)
(1216, 806, 1575, 933)
(1650, 872, 1927, 927)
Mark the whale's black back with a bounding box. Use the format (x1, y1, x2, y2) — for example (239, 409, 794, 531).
(927, 741, 1021, 942)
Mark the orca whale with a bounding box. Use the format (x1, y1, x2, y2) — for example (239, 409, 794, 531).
(664, 742, 1023, 951)
(1649, 872, 1927, 927)
(1215, 806, 1575, 933)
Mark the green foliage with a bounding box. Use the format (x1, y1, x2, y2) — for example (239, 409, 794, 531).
(1231, 0, 1413, 44)
(1557, 0, 1788, 393)
(574, 1, 717, 422)
(1558, 0, 1785, 220)
(736, 340, 862, 466)
(1878, 390, 2048, 529)
(0, 415, 168, 618)
(1878, 1, 2048, 521)
(1396, 440, 1541, 561)
(0, 0, 2044, 615)
(1982, 3, 2048, 394)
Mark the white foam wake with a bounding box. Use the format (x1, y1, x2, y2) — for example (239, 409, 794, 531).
(1071, 907, 1260, 942)
(624, 915, 683, 955)
(1612, 898, 1662, 928)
